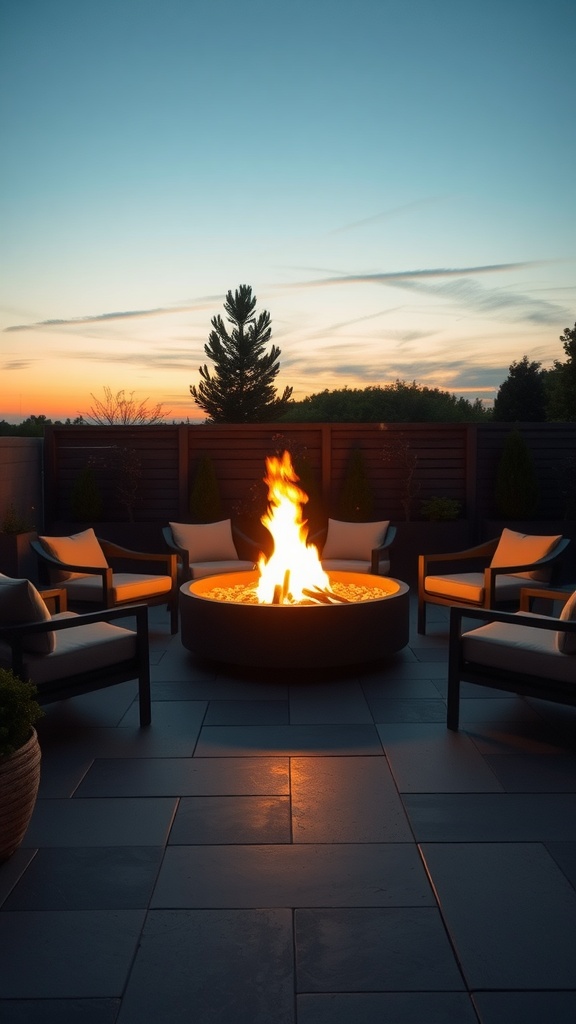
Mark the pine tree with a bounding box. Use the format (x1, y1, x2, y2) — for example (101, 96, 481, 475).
(190, 285, 293, 423)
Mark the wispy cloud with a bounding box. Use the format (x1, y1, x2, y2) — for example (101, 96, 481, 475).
(3, 296, 223, 333)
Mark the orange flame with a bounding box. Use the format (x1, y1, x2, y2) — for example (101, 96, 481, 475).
(256, 451, 329, 604)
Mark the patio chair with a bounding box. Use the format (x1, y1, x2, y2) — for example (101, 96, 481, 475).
(312, 518, 396, 575)
(417, 528, 570, 635)
(0, 574, 151, 725)
(31, 528, 179, 634)
(163, 520, 257, 581)
(447, 587, 576, 731)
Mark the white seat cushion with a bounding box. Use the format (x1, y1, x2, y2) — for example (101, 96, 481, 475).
(39, 528, 109, 581)
(490, 528, 562, 581)
(0, 574, 55, 654)
(425, 572, 550, 604)
(321, 519, 390, 561)
(189, 560, 255, 580)
(169, 520, 238, 562)
(462, 615, 575, 684)
(0, 611, 137, 684)
(322, 557, 391, 575)
(62, 573, 172, 602)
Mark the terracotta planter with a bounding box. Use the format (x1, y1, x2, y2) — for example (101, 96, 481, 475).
(0, 728, 41, 862)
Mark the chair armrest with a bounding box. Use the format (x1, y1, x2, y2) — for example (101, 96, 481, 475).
(370, 525, 396, 573)
(99, 539, 177, 570)
(519, 587, 573, 612)
(39, 587, 68, 613)
(449, 602, 576, 638)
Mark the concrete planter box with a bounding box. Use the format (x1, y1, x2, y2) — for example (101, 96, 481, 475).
(0, 532, 38, 582)
(391, 520, 473, 585)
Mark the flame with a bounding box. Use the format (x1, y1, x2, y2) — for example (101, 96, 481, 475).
(256, 451, 330, 604)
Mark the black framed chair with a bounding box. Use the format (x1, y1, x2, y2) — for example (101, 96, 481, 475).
(0, 576, 151, 726)
(163, 520, 257, 582)
(31, 528, 178, 634)
(447, 587, 576, 731)
(312, 518, 396, 575)
(418, 529, 570, 634)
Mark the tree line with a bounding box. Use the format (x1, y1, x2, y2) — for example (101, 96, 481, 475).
(2, 285, 574, 432)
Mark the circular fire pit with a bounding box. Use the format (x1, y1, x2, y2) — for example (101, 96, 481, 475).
(179, 570, 410, 668)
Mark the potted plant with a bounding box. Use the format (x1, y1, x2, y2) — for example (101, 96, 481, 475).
(0, 503, 38, 579)
(0, 669, 44, 861)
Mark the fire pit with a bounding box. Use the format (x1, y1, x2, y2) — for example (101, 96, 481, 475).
(179, 451, 410, 668)
(180, 569, 409, 668)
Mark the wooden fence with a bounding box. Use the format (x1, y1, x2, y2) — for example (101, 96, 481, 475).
(41, 422, 576, 530)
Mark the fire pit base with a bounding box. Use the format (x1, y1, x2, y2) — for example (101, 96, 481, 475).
(179, 571, 410, 669)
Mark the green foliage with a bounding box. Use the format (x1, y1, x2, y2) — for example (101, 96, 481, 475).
(189, 455, 222, 522)
(70, 466, 104, 522)
(280, 382, 491, 423)
(190, 285, 293, 423)
(493, 356, 546, 422)
(0, 669, 44, 758)
(0, 503, 35, 534)
(420, 496, 462, 521)
(495, 428, 539, 518)
(336, 448, 375, 521)
(544, 322, 576, 421)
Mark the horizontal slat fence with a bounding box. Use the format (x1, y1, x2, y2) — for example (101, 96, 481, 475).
(42, 422, 576, 530)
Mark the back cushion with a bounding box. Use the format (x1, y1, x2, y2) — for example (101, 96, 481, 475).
(0, 574, 56, 654)
(321, 519, 390, 561)
(490, 528, 562, 581)
(556, 589, 576, 655)
(169, 520, 237, 562)
(39, 528, 108, 581)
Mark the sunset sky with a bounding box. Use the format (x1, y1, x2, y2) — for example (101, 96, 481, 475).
(1, 0, 575, 423)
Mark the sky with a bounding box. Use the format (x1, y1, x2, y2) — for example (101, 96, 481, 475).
(1, 0, 575, 424)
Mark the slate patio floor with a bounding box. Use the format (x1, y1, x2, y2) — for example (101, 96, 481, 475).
(1, 595, 576, 1023)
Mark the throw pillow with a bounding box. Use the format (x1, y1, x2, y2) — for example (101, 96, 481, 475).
(490, 528, 562, 580)
(169, 520, 238, 562)
(0, 574, 56, 654)
(556, 589, 576, 655)
(39, 528, 108, 581)
(321, 519, 390, 561)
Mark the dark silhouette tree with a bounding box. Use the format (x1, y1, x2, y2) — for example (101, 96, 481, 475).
(494, 428, 539, 518)
(493, 355, 546, 421)
(544, 321, 576, 421)
(190, 285, 293, 422)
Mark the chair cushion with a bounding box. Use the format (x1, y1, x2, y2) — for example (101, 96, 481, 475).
(189, 560, 255, 580)
(490, 528, 562, 581)
(0, 574, 56, 654)
(39, 528, 108, 581)
(322, 557, 390, 575)
(169, 521, 238, 562)
(62, 573, 173, 603)
(425, 572, 551, 605)
(0, 611, 137, 685)
(462, 615, 575, 684)
(321, 519, 389, 561)
(556, 589, 576, 655)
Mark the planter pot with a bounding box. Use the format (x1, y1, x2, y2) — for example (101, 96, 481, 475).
(0, 728, 41, 862)
(0, 531, 38, 582)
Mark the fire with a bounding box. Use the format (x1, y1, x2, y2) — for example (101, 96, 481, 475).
(256, 451, 330, 604)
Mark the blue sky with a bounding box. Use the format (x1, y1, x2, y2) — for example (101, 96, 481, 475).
(1, 0, 575, 422)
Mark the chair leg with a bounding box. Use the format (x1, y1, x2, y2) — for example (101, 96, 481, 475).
(447, 661, 460, 731)
(170, 598, 178, 635)
(417, 597, 427, 635)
